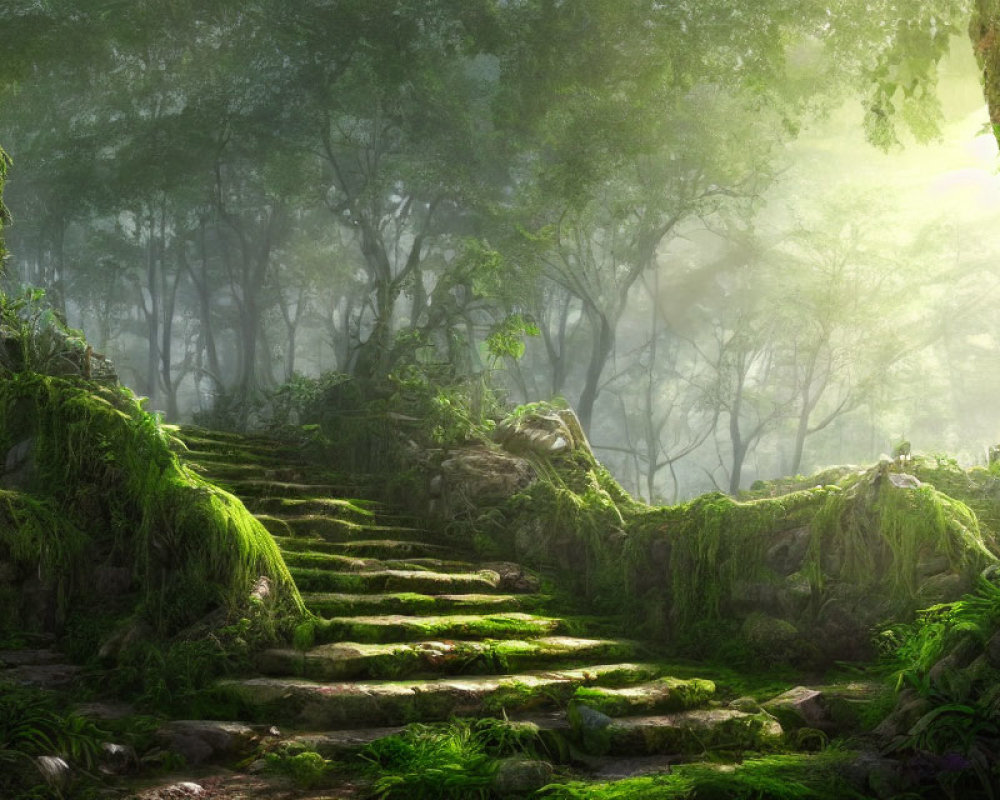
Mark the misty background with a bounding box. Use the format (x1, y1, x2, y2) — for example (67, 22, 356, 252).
(1, 3, 998, 503)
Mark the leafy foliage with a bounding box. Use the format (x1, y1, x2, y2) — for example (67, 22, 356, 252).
(879, 577, 1000, 797)
(0, 373, 303, 641)
(0, 681, 105, 800)
(360, 718, 542, 800)
(0, 286, 89, 377)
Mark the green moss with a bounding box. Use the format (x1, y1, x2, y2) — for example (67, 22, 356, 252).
(810, 467, 995, 614)
(571, 677, 715, 717)
(0, 374, 304, 638)
(539, 750, 860, 799)
(264, 749, 336, 789)
(314, 612, 561, 645)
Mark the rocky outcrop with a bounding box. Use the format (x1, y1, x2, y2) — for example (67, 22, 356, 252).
(422, 401, 999, 666)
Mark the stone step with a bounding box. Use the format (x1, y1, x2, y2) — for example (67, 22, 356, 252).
(177, 439, 306, 463)
(257, 636, 642, 681)
(218, 663, 662, 728)
(187, 460, 311, 483)
(313, 612, 565, 644)
(282, 551, 378, 571)
(265, 706, 782, 763)
(583, 709, 784, 756)
(301, 591, 550, 617)
(282, 550, 475, 574)
(216, 478, 364, 499)
(289, 567, 503, 594)
(259, 514, 426, 542)
(569, 677, 716, 716)
(275, 537, 448, 559)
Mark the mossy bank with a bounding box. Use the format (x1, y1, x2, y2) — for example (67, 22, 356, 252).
(0, 373, 303, 658)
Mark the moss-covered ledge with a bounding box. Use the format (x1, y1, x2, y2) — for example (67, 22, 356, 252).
(426, 403, 998, 665)
(0, 373, 303, 647)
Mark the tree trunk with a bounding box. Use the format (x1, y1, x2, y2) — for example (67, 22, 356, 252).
(144, 206, 160, 402)
(577, 312, 615, 434)
(729, 439, 748, 495)
(972, 0, 1000, 139)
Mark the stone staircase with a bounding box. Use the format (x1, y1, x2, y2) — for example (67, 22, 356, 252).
(175, 427, 788, 765)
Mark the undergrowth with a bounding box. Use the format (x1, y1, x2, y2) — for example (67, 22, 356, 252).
(0, 373, 303, 640)
(0, 681, 106, 800)
(537, 750, 863, 800)
(360, 717, 543, 800)
(877, 577, 1000, 797)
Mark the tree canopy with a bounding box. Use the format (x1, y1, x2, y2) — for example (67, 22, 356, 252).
(1, 0, 999, 495)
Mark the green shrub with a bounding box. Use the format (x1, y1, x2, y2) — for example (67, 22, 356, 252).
(360, 718, 542, 800)
(0, 681, 105, 799)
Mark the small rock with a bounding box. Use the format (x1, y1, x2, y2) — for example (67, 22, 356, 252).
(762, 686, 826, 731)
(100, 742, 137, 775)
(492, 757, 554, 796)
(482, 561, 540, 593)
(156, 720, 258, 766)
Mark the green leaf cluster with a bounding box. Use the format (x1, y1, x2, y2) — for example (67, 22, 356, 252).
(0, 681, 105, 800)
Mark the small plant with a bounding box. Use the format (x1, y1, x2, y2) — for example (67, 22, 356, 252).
(265, 748, 336, 789)
(360, 718, 542, 800)
(0, 681, 106, 799)
(0, 286, 90, 376)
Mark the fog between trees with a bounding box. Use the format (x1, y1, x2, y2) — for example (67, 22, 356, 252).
(2, 1, 1000, 501)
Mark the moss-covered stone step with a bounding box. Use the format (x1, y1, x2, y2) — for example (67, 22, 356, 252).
(570, 677, 716, 716)
(181, 446, 294, 464)
(176, 438, 306, 463)
(288, 566, 503, 594)
(187, 459, 310, 482)
(218, 663, 662, 728)
(259, 514, 426, 542)
(257, 636, 642, 682)
(218, 478, 369, 499)
(255, 512, 428, 544)
(312, 612, 564, 644)
(282, 550, 476, 574)
(274, 537, 447, 559)
(301, 591, 549, 617)
(582, 709, 784, 756)
(281, 551, 380, 571)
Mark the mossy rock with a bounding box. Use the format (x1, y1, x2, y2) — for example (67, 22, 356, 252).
(571, 676, 715, 717)
(0, 374, 303, 642)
